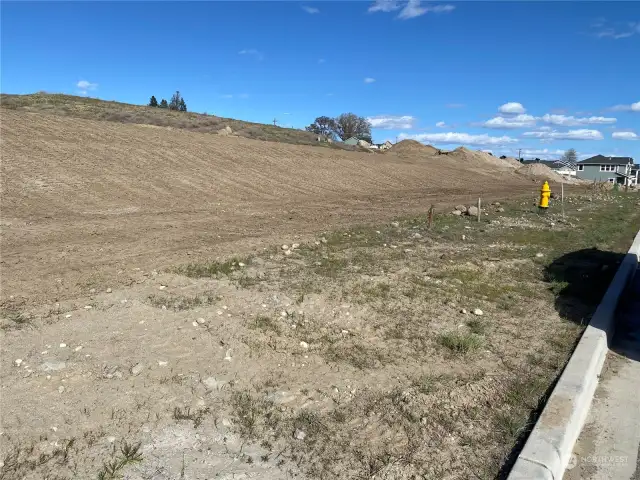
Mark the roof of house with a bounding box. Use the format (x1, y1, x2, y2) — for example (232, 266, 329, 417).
(577, 155, 634, 165)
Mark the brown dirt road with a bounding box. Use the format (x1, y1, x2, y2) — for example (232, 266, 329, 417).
(1, 110, 539, 305)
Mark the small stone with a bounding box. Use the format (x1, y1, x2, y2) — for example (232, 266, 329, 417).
(281, 245, 289, 251)
(192, 321, 198, 327)
(203, 377, 226, 391)
(461, 234, 466, 241)
(58, 386, 65, 394)
(320, 237, 327, 244)
(121, 299, 128, 304)
(59, 343, 67, 348)
(41, 361, 66, 372)
(281, 311, 288, 317)
(106, 288, 112, 293)
(535, 252, 544, 258)
(455, 205, 467, 213)
(292, 243, 300, 249)
(14, 359, 23, 367)
(222, 305, 228, 310)
(84, 305, 92, 310)
(412, 232, 422, 239)
(107, 436, 116, 443)
(65, 314, 72, 319)
(217, 310, 223, 315)
(300, 341, 309, 349)
(224, 349, 232, 361)
(452, 210, 462, 216)
(284, 250, 292, 256)
(391, 221, 400, 228)
(46, 375, 51, 380)
(89, 288, 96, 294)
(159, 285, 167, 290)
(461, 309, 468, 314)
(467, 206, 479, 216)
(197, 318, 206, 324)
(341, 329, 349, 335)
(130, 363, 145, 376)
(496, 207, 505, 213)
(473, 309, 484, 316)
(294, 429, 306, 441)
(75, 346, 83, 352)
(158, 360, 168, 367)
(238, 262, 245, 267)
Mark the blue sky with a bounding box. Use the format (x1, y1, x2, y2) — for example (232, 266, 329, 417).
(2, 1, 639, 160)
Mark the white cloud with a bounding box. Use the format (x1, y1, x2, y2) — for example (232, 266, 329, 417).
(302, 5, 319, 14)
(238, 49, 264, 61)
(498, 102, 526, 114)
(483, 114, 536, 129)
(436, 121, 446, 127)
(76, 80, 98, 95)
(368, 0, 401, 13)
(76, 80, 98, 91)
(364, 77, 376, 83)
(522, 129, 604, 141)
(594, 20, 640, 39)
(367, 115, 417, 129)
(610, 101, 640, 112)
(539, 114, 617, 126)
(399, 132, 517, 146)
(612, 131, 638, 140)
(368, 0, 454, 19)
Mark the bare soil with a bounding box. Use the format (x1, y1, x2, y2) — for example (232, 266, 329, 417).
(1, 108, 538, 307)
(2, 104, 637, 480)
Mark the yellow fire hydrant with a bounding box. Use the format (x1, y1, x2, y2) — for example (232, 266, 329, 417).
(538, 181, 551, 211)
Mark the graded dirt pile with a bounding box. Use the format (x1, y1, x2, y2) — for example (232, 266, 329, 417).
(516, 163, 583, 184)
(388, 139, 438, 156)
(447, 146, 521, 171)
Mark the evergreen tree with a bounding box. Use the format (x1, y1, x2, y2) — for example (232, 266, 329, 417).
(148, 95, 158, 107)
(178, 98, 187, 112)
(159, 99, 168, 108)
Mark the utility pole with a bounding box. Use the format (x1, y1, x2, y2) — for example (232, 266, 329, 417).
(273, 118, 278, 126)
(518, 148, 522, 161)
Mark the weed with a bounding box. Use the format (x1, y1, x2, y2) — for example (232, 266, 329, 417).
(467, 318, 488, 336)
(0, 307, 31, 330)
(147, 293, 217, 311)
(96, 441, 143, 480)
(173, 406, 210, 428)
(171, 257, 251, 278)
(438, 332, 483, 355)
(249, 315, 281, 333)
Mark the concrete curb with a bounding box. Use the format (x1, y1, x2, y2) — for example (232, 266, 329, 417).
(508, 229, 640, 480)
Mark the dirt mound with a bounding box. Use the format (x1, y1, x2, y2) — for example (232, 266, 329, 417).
(447, 147, 520, 170)
(516, 163, 567, 183)
(389, 139, 438, 155)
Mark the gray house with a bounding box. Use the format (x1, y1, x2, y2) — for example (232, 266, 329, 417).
(576, 155, 637, 186)
(343, 136, 359, 146)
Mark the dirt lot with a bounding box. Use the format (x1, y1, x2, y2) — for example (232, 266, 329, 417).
(3, 106, 638, 479)
(1, 109, 540, 307)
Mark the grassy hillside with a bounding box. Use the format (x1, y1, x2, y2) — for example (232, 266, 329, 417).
(0, 92, 354, 149)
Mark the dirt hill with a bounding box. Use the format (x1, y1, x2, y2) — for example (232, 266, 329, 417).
(516, 163, 583, 184)
(1, 107, 536, 303)
(388, 139, 438, 156)
(0, 93, 357, 150)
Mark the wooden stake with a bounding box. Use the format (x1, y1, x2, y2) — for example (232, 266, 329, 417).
(427, 205, 434, 229)
(477, 198, 481, 222)
(561, 182, 565, 220)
